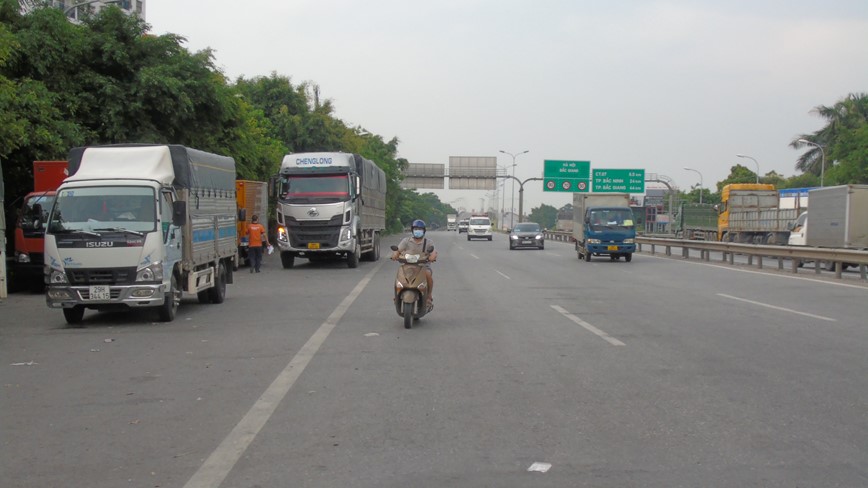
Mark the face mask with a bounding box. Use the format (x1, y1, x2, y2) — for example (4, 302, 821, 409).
(412, 229, 424, 239)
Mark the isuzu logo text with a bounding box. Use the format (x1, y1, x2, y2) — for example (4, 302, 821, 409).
(86, 241, 115, 248)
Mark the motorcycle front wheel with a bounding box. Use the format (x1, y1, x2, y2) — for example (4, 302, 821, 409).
(403, 302, 413, 329)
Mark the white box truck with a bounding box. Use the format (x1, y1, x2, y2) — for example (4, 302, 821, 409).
(44, 145, 238, 325)
(804, 185, 868, 249)
(274, 152, 386, 268)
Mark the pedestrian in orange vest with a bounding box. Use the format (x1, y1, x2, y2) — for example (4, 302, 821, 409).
(245, 215, 270, 273)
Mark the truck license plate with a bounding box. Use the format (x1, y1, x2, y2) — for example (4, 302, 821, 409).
(89, 285, 110, 300)
(607, 245, 619, 251)
(307, 243, 320, 250)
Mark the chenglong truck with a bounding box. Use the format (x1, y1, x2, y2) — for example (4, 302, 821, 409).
(273, 152, 386, 269)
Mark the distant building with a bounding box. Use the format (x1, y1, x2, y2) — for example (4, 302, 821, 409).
(19, 1, 146, 22)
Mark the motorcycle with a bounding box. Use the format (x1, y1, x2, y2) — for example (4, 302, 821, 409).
(390, 244, 434, 329)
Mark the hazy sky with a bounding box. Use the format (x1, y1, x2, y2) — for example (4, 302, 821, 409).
(146, 1, 868, 213)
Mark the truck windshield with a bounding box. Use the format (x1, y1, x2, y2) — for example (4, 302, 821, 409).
(588, 208, 634, 229)
(18, 194, 56, 231)
(47, 186, 157, 234)
(278, 175, 350, 204)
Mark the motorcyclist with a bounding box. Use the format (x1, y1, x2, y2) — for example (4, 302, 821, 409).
(392, 219, 438, 307)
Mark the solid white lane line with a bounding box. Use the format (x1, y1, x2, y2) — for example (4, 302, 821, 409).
(716, 293, 837, 322)
(496, 270, 511, 280)
(470, 253, 480, 259)
(183, 261, 385, 488)
(551, 305, 626, 346)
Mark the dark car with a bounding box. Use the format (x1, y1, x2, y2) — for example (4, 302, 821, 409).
(508, 222, 544, 250)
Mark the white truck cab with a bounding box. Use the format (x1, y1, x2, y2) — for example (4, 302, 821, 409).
(788, 211, 808, 246)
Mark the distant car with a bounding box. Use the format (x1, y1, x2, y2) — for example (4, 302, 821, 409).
(467, 216, 492, 241)
(508, 222, 544, 250)
(458, 219, 469, 233)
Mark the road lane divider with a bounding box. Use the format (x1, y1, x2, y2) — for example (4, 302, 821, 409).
(551, 305, 626, 346)
(496, 270, 511, 280)
(716, 293, 837, 322)
(183, 261, 386, 488)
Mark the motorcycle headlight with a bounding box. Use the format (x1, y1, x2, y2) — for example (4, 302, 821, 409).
(136, 262, 163, 282)
(49, 269, 68, 284)
(623, 238, 635, 244)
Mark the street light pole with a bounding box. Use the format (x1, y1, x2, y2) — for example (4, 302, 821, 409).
(797, 139, 826, 187)
(683, 167, 704, 204)
(499, 149, 528, 228)
(736, 154, 760, 184)
(64, 0, 122, 17)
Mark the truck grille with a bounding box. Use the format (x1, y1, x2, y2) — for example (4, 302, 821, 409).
(68, 267, 137, 285)
(285, 216, 342, 248)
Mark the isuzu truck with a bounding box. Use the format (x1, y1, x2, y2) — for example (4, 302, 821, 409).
(44, 145, 237, 325)
(273, 152, 386, 268)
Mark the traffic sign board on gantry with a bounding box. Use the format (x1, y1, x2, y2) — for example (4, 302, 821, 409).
(592, 169, 645, 193)
(543, 160, 590, 193)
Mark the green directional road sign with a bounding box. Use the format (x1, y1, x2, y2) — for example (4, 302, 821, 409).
(592, 169, 645, 193)
(543, 160, 590, 192)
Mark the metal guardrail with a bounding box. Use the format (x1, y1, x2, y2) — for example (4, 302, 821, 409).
(543, 231, 868, 281)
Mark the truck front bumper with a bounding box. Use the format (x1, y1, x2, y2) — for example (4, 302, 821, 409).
(587, 243, 636, 255)
(46, 283, 167, 309)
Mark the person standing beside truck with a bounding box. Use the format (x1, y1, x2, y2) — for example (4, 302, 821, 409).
(245, 214, 270, 273)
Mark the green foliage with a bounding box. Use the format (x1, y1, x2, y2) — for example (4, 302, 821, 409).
(716, 164, 761, 192)
(792, 92, 868, 185)
(527, 203, 558, 229)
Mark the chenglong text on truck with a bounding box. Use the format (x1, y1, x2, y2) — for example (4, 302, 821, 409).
(44, 145, 237, 325)
(273, 152, 386, 269)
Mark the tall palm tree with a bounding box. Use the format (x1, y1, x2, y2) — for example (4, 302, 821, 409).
(791, 93, 868, 176)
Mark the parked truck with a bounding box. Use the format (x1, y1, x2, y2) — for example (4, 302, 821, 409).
(44, 145, 237, 325)
(273, 152, 386, 268)
(235, 179, 268, 267)
(572, 193, 636, 262)
(446, 213, 457, 231)
(12, 161, 68, 288)
(672, 202, 718, 241)
(718, 183, 803, 244)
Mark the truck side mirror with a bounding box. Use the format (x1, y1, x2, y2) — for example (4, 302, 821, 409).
(238, 208, 247, 222)
(172, 201, 187, 227)
(268, 176, 277, 199)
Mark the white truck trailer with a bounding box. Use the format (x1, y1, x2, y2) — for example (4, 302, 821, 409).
(44, 145, 237, 325)
(273, 152, 386, 268)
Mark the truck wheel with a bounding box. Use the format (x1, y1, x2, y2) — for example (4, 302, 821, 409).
(347, 243, 360, 269)
(207, 262, 227, 304)
(63, 306, 85, 327)
(280, 252, 295, 269)
(584, 250, 592, 262)
(625, 253, 633, 262)
(372, 233, 381, 261)
(158, 273, 180, 322)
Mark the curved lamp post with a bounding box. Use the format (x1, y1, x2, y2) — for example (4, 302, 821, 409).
(64, 0, 121, 18)
(797, 139, 826, 187)
(499, 149, 528, 228)
(736, 154, 760, 184)
(683, 167, 704, 204)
